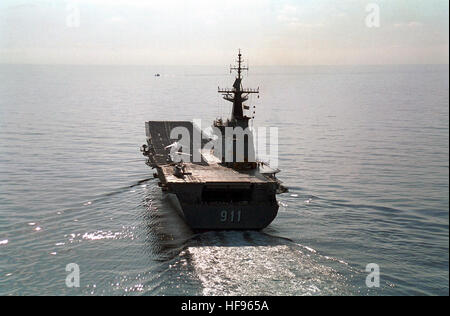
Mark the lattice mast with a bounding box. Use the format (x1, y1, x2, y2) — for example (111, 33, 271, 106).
(218, 50, 259, 126)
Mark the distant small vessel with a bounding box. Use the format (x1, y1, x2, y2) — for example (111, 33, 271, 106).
(155, 73, 161, 77)
(142, 51, 287, 230)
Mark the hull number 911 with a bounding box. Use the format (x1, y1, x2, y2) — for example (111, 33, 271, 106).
(220, 210, 241, 223)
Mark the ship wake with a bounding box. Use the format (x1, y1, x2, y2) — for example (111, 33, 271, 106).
(183, 231, 353, 296)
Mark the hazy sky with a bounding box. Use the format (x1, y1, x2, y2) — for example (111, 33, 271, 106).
(0, 0, 448, 65)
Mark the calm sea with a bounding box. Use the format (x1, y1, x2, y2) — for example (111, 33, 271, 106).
(0, 64, 448, 296)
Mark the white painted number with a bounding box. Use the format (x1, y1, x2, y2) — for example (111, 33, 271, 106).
(220, 210, 241, 223)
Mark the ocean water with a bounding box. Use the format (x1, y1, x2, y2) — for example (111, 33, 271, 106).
(0, 64, 448, 296)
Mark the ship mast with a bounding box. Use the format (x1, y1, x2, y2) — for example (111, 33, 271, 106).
(218, 50, 259, 126)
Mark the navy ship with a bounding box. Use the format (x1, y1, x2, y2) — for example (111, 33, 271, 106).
(141, 51, 287, 230)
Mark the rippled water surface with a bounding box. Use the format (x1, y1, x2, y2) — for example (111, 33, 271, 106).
(0, 64, 448, 295)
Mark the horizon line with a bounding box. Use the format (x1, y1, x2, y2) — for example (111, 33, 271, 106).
(0, 62, 449, 67)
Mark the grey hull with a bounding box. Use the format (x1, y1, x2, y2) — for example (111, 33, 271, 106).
(167, 192, 278, 230)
